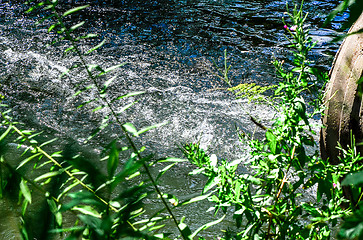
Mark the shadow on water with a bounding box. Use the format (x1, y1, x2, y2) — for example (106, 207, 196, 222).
(0, 0, 346, 238)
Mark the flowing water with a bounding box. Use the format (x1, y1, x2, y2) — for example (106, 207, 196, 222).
(0, 0, 346, 238)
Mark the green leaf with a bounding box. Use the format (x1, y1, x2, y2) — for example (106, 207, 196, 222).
(136, 121, 168, 136)
(51, 151, 63, 158)
(101, 63, 127, 75)
(49, 226, 85, 233)
(234, 180, 241, 201)
(72, 205, 101, 218)
(34, 171, 61, 182)
(86, 39, 106, 54)
(35, 13, 55, 25)
(158, 158, 188, 163)
(161, 193, 179, 207)
(81, 33, 98, 39)
(301, 202, 321, 216)
(20, 179, 32, 203)
(191, 214, 225, 238)
(39, 138, 58, 147)
(85, 115, 110, 143)
(111, 91, 145, 103)
(107, 141, 119, 178)
(266, 130, 277, 154)
(210, 154, 217, 167)
(25, 2, 45, 13)
(149, 224, 166, 231)
(48, 22, 60, 32)
(0, 125, 12, 142)
(156, 163, 176, 181)
(123, 123, 138, 135)
(20, 216, 30, 240)
(342, 171, 363, 186)
(100, 76, 117, 94)
(77, 98, 98, 109)
(179, 192, 212, 206)
(73, 85, 94, 97)
(61, 192, 102, 212)
(116, 101, 138, 115)
(111, 155, 150, 190)
(92, 105, 104, 112)
(77, 214, 102, 232)
(87, 64, 104, 73)
(324, 0, 356, 26)
(47, 198, 62, 226)
(57, 180, 79, 201)
(178, 217, 193, 240)
(62, 5, 89, 17)
(70, 21, 85, 32)
(17, 153, 42, 169)
(203, 175, 220, 193)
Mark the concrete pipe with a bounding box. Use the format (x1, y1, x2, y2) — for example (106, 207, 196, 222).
(320, 13, 363, 164)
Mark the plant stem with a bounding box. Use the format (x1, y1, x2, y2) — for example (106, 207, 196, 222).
(49, 3, 188, 238)
(266, 145, 295, 239)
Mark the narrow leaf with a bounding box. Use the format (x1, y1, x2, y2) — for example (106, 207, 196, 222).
(156, 163, 176, 181)
(136, 121, 168, 136)
(17, 153, 42, 169)
(57, 181, 79, 200)
(116, 101, 137, 115)
(123, 123, 138, 135)
(203, 176, 220, 193)
(34, 171, 61, 182)
(39, 138, 58, 147)
(48, 22, 59, 32)
(191, 214, 226, 238)
(77, 98, 98, 109)
(103, 63, 127, 74)
(92, 105, 104, 112)
(266, 130, 277, 154)
(51, 151, 63, 158)
(70, 21, 85, 32)
(180, 192, 212, 206)
(158, 158, 188, 163)
(85, 115, 110, 143)
(87, 64, 104, 73)
(20, 179, 32, 203)
(111, 91, 145, 103)
(178, 217, 193, 240)
(72, 205, 101, 218)
(62, 5, 89, 17)
(35, 13, 55, 25)
(107, 141, 119, 178)
(81, 33, 98, 39)
(101, 76, 117, 93)
(47, 198, 62, 226)
(86, 39, 106, 54)
(49, 226, 84, 233)
(0, 125, 12, 142)
(73, 85, 94, 97)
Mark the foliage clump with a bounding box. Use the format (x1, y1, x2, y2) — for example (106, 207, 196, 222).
(227, 83, 276, 103)
(1, 1, 363, 240)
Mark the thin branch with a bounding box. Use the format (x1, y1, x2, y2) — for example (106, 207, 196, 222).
(49, 4, 188, 239)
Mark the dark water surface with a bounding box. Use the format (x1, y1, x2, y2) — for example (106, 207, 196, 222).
(0, 0, 345, 238)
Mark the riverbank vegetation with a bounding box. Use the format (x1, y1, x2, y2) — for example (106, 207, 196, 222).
(0, 0, 363, 239)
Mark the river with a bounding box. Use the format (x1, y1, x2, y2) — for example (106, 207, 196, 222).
(0, 0, 345, 238)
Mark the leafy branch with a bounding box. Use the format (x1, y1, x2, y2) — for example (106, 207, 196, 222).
(0, 1, 194, 239)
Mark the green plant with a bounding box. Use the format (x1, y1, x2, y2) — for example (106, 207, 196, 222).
(1, 1, 363, 240)
(0, 1, 197, 239)
(182, 3, 363, 240)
